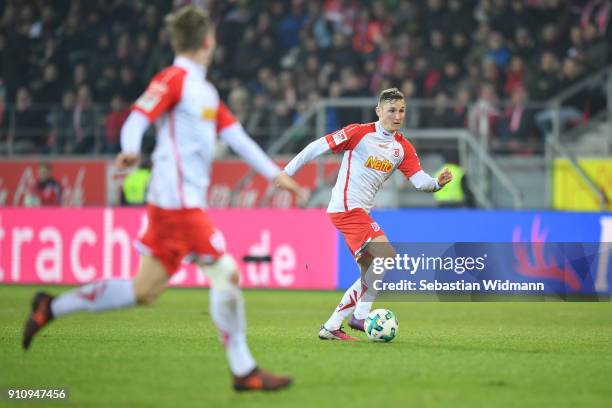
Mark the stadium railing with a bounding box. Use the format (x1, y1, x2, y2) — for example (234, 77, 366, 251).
(543, 64, 612, 211)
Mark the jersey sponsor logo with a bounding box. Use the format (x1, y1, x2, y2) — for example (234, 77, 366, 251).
(393, 148, 400, 158)
(201, 107, 217, 121)
(332, 130, 347, 146)
(364, 155, 393, 173)
(135, 81, 168, 112)
(371, 222, 381, 232)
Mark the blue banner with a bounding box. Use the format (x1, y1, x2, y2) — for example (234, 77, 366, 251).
(336, 210, 612, 296)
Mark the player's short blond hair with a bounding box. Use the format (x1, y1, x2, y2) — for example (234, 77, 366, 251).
(378, 88, 405, 106)
(165, 5, 212, 53)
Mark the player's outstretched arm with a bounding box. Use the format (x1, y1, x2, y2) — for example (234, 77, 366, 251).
(409, 168, 452, 193)
(116, 110, 151, 170)
(274, 171, 310, 204)
(219, 123, 308, 202)
(284, 137, 331, 177)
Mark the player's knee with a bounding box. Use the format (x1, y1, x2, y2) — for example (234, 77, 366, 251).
(207, 254, 239, 290)
(371, 246, 396, 261)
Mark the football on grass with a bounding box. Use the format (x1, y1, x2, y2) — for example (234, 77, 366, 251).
(364, 309, 398, 342)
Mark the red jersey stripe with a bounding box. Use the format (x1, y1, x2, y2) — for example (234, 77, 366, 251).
(343, 150, 353, 211)
(168, 111, 186, 208)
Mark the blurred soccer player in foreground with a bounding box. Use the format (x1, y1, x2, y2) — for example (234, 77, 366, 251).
(282, 88, 453, 340)
(23, 5, 306, 391)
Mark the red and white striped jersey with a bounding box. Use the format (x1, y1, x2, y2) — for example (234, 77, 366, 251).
(128, 56, 278, 209)
(284, 121, 425, 213)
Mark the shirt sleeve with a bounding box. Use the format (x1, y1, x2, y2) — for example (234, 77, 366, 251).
(219, 122, 280, 180)
(397, 137, 423, 179)
(324, 123, 366, 153)
(284, 137, 331, 176)
(216, 101, 237, 133)
(120, 110, 151, 154)
(132, 67, 186, 122)
(409, 170, 441, 192)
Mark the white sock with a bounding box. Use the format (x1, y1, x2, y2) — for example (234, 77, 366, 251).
(210, 287, 257, 377)
(324, 278, 366, 331)
(50, 279, 136, 317)
(354, 299, 373, 319)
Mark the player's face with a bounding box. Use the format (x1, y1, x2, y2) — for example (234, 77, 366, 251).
(376, 100, 406, 133)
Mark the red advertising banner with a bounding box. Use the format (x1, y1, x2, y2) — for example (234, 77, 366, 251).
(0, 160, 107, 206)
(2, 158, 341, 208)
(208, 159, 340, 208)
(0, 208, 337, 289)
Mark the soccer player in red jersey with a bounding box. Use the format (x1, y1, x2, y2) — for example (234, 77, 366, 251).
(22, 6, 307, 391)
(282, 88, 453, 340)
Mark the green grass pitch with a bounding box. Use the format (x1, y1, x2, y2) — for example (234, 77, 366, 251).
(1, 286, 611, 407)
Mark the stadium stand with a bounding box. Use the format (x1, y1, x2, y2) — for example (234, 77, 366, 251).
(0, 0, 610, 157)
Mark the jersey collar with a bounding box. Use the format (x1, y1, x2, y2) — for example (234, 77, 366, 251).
(174, 56, 207, 79)
(375, 121, 396, 139)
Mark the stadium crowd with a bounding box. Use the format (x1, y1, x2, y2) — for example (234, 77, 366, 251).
(0, 0, 610, 155)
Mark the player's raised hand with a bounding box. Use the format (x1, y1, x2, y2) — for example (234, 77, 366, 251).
(114, 152, 140, 170)
(274, 171, 310, 206)
(437, 167, 453, 187)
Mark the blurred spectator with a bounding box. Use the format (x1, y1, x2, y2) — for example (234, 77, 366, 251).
(227, 86, 250, 124)
(579, 0, 611, 38)
(94, 65, 119, 105)
(445, 0, 476, 36)
(527, 52, 560, 101)
(36, 162, 62, 206)
(448, 87, 472, 128)
(400, 79, 420, 128)
(487, 32, 510, 68)
(534, 58, 588, 135)
(33, 64, 62, 106)
(512, 26, 536, 60)
(325, 81, 343, 132)
(133, 32, 153, 75)
(121, 156, 151, 206)
(276, 1, 307, 51)
(540, 24, 565, 58)
(328, 32, 360, 70)
(51, 89, 76, 154)
(469, 83, 499, 140)
(11, 87, 48, 154)
(496, 0, 536, 39)
(423, 0, 447, 34)
(90, 32, 115, 76)
(104, 95, 130, 154)
(449, 31, 470, 64)
(495, 85, 537, 153)
(582, 23, 609, 70)
(72, 63, 89, 90)
(352, 8, 383, 55)
(436, 61, 462, 96)
(424, 29, 448, 71)
(72, 85, 96, 154)
(433, 150, 476, 208)
(504, 56, 526, 95)
(118, 66, 142, 103)
(422, 92, 453, 128)
(233, 27, 262, 80)
(140, 5, 161, 41)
